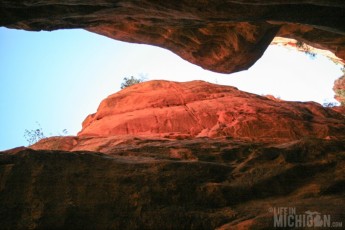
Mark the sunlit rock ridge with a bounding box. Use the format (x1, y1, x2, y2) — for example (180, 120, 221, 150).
(77, 80, 345, 141)
(1, 0, 344, 73)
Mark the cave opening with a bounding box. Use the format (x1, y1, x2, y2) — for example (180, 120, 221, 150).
(0, 27, 343, 150)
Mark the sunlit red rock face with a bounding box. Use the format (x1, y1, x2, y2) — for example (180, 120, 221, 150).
(78, 80, 345, 142)
(1, 1, 344, 73)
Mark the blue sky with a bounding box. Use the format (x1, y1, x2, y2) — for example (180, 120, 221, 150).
(0, 28, 343, 150)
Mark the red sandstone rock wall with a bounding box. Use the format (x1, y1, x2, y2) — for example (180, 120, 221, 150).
(77, 80, 345, 141)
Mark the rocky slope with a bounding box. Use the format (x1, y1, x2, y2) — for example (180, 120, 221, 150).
(1, 1, 344, 73)
(1, 138, 345, 229)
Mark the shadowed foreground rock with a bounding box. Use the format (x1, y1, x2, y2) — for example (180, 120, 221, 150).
(1, 138, 345, 229)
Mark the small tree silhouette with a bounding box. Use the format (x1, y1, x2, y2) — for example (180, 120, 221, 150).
(24, 122, 45, 145)
(24, 123, 69, 145)
(295, 40, 317, 59)
(322, 101, 338, 108)
(296, 41, 316, 59)
(120, 76, 145, 89)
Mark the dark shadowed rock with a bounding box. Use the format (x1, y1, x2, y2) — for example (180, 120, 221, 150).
(1, 138, 345, 229)
(1, 0, 344, 73)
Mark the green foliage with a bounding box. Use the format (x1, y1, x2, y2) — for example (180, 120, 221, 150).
(24, 122, 68, 145)
(322, 102, 338, 108)
(336, 89, 345, 97)
(61, 129, 68, 135)
(295, 40, 317, 59)
(335, 89, 345, 106)
(295, 40, 304, 48)
(120, 76, 145, 89)
(24, 122, 45, 145)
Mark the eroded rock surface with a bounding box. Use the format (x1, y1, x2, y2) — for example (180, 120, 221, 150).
(1, 2, 345, 228)
(1, 1, 344, 73)
(1, 138, 345, 229)
(76, 80, 345, 142)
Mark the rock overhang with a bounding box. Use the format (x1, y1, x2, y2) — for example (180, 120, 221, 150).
(1, 0, 344, 73)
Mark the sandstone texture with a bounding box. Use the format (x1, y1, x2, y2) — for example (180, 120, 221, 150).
(2, 1, 345, 228)
(271, 36, 345, 65)
(1, 80, 345, 229)
(1, 1, 344, 73)
(75, 80, 345, 142)
(334, 74, 345, 106)
(1, 138, 345, 229)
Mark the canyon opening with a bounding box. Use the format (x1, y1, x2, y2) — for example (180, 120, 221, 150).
(0, 1, 344, 229)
